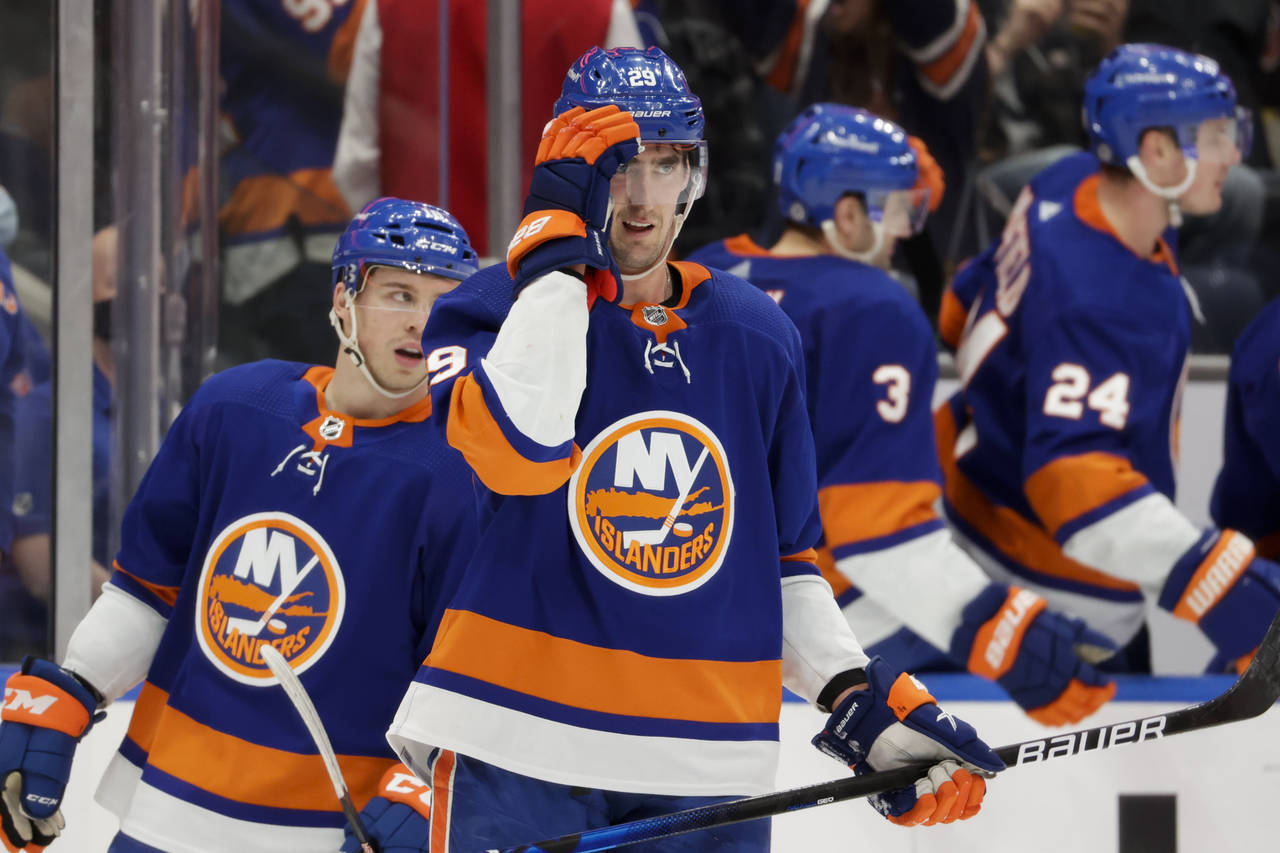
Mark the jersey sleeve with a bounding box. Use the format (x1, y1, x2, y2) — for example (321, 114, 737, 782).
(887, 0, 987, 100)
(424, 269, 586, 496)
(1019, 306, 1200, 589)
(110, 397, 208, 617)
(11, 386, 52, 541)
(1211, 317, 1280, 558)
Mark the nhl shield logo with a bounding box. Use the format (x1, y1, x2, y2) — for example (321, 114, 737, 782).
(195, 512, 346, 685)
(641, 305, 668, 326)
(568, 411, 734, 596)
(318, 415, 346, 442)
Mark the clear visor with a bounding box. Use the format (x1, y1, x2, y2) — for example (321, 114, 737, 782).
(868, 188, 931, 238)
(1180, 108, 1252, 164)
(353, 266, 454, 319)
(610, 141, 708, 208)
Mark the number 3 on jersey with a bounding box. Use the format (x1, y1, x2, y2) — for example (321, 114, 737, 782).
(1043, 363, 1130, 429)
(873, 364, 910, 423)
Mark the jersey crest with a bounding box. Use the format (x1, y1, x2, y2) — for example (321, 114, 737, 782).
(195, 511, 346, 684)
(568, 411, 734, 596)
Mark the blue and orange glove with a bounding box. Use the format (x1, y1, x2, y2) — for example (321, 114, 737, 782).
(812, 657, 1004, 826)
(951, 585, 1116, 726)
(1161, 529, 1280, 675)
(0, 658, 103, 852)
(507, 105, 641, 308)
(340, 762, 432, 853)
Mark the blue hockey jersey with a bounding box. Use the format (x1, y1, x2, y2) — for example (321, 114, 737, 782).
(388, 261, 830, 797)
(939, 164, 1195, 646)
(686, 237, 942, 584)
(0, 248, 30, 553)
(95, 360, 477, 851)
(1211, 296, 1280, 559)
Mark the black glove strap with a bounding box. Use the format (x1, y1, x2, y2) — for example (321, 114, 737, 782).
(817, 667, 869, 714)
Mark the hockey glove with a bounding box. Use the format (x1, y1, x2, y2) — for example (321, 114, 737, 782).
(0, 658, 103, 851)
(507, 105, 640, 308)
(340, 763, 432, 853)
(951, 585, 1117, 726)
(1160, 529, 1280, 674)
(812, 657, 1004, 826)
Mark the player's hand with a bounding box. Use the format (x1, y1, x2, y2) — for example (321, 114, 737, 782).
(812, 657, 1003, 826)
(0, 658, 103, 851)
(1161, 530, 1280, 669)
(907, 136, 945, 213)
(340, 763, 432, 853)
(951, 585, 1116, 726)
(507, 105, 641, 308)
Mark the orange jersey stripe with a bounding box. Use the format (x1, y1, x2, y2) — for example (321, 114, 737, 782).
(427, 608, 782, 725)
(141, 694, 396, 811)
(219, 169, 350, 237)
(814, 545, 853, 597)
(430, 750, 456, 853)
(1023, 452, 1152, 539)
(124, 681, 168, 755)
(113, 564, 180, 608)
(723, 234, 772, 257)
(935, 405, 1139, 593)
(917, 2, 983, 89)
(763, 0, 812, 94)
(327, 0, 367, 82)
(938, 288, 968, 352)
(446, 374, 582, 495)
(818, 481, 940, 549)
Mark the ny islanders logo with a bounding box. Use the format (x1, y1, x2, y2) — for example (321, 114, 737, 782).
(195, 512, 345, 684)
(569, 412, 734, 595)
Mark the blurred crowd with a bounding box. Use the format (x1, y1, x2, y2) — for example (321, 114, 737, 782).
(1, 0, 1279, 658)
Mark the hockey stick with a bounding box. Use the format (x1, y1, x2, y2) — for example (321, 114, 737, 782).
(495, 610, 1280, 853)
(258, 645, 375, 853)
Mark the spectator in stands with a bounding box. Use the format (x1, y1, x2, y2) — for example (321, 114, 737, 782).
(333, 0, 640, 257)
(2, 226, 116, 658)
(217, 0, 362, 366)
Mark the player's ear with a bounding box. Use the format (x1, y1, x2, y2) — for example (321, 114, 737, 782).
(833, 194, 872, 251)
(1136, 127, 1185, 186)
(332, 283, 350, 324)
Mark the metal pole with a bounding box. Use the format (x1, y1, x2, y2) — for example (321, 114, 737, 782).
(110, 1, 167, 566)
(53, 0, 95, 658)
(486, 0, 521, 255)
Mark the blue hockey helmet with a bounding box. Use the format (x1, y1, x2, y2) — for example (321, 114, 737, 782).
(556, 46, 704, 143)
(1083, 44, 1249, 170)
(774, 103, 929, 238)
(556, 46, 707, 208)
(332, 197, 479, 296)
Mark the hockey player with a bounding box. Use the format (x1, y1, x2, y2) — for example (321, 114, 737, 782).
(346, 47, 1002, 853)
(936, 43, 1280, 674)
(0, 199, 481, 852)
(687, 103, 1117, 726)
(1211, 297, 1280, 566)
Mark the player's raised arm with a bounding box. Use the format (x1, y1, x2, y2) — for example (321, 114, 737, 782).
(441, 105, 639, 497)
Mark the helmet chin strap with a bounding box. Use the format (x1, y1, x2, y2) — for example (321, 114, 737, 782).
(619, 203, 693, 284)
(1125, 154, 1198, 228)
(821, 219, 884, 265)
(329, 289, 429, 400)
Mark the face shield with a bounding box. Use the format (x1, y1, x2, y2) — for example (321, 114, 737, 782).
(610, 141, 708, 208)
(1187, 108, 1252, 164)
(870, 187, 931, 238)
